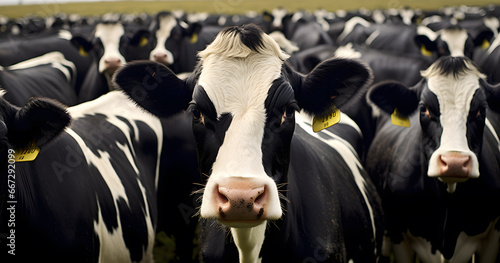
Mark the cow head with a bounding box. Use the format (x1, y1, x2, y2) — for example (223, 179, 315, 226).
(114, 24, 371, 261)
(0, 90, 71, 186)
(368, 56, 500, 193)
(148, 11, 201, 67)
(71, 22, 150, 75)
(415, 25, 493, 58)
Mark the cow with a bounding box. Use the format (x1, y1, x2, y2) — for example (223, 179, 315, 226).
(0, 90, 166, 262)
(473, 34, 500, 84)
(114, 24, 383, 262)
(0, 51, 79, 107)
(70, 21, 150, 102)
(365, 56, 500, 262)
(147, 11, 218, 74)
(415, 25, 493, 59)
(0, 29, 93, 94)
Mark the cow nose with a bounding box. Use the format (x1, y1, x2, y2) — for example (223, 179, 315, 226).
(216, 185, 267, 222)
(438, 153, 472, 179)
(152, 52, 173, 65)
(104, 58, 122, 73)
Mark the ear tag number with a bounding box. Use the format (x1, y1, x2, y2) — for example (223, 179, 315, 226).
(313, 106, 341, 132)
(391, 108, 411, 127)
(15, 142, 40, 162)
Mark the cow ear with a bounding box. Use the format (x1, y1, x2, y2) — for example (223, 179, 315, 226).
(474, 29, 494, 50)
(130, 29, 150, 47)
(368, 80, 419, 116)
(70, 35, 93, 57)
(415, 26, 438, 56)
(9, 98, 71, 149)
(113, 60, 193, 118)
(414, 35, 436, 56)
(187, 22, 203, 43)
(480, 79, 500, 112)
(297, 57, 372, 116)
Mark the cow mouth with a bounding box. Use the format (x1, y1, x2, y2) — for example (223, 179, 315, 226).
(218, 219, 266, 228)
(104, 67, 120, 76)
(436, 175, 470, 184)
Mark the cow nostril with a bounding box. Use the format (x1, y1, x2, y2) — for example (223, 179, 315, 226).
(463, 157, 471, 168)
(105, 58, 120, 64)
(439, 155, 447, 167)
(154, 53, 167, 58)
(254, 187, 266, 205)
(216, 186, 229, 204)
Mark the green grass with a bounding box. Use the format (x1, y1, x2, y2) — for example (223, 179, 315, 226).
(1, 0, 500, 19)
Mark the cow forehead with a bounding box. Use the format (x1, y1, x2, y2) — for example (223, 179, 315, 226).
(426, 73, 480, 113)
(155, 14, 177, 42)
(94, 23, 124, 43)
(439, 29, 469, 57)
(421, 58, 485, 111)
(197, 52, 284, 118)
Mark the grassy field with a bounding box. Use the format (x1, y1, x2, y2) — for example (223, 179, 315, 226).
(2, 0, 500, 19)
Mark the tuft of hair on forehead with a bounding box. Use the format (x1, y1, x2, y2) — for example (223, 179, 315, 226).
(198, 24, 289, 60)
(421, 56, 486, 79)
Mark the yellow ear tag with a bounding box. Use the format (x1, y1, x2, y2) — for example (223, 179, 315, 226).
(190, 33, 198, 44)
(391, 108, 411, 127)
(15, 142, 40, 162)
(420, 45, 432, 57)
(139, 36, 148, 47)
(312, 106, 341, 132)
(481, 39, 490, 50)
(79, 46, 88, 57)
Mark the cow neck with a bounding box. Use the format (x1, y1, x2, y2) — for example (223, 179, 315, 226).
(231, 222, 266, 263)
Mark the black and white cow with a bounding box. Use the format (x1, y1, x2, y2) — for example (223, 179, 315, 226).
(114, 24, 383, 262)
(473, 34, 500, 84)
(0, 90, 165, 262)
(0, 29, 93, 94)
(71, 21, 150, 102)
(366, 56, 500, 262)
(147, 11, 218, 74)
(415, 25, 493, 59)
(0, 51, 79, 107)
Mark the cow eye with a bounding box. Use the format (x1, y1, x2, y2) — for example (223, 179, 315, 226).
(280, 105, 297, 125)
(284, 107, 295, 119)
(190, 106, 205, 125)
(420, 105, 431, 118)
(473, 108, 486, 120)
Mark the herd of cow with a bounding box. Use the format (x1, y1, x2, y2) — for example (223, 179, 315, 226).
(0, 3, 500, 263)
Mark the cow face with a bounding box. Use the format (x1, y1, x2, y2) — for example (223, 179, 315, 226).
(369, 56, 500, 192)
(71, 22, 150, 75)
(148, 12, 201, 67)
(148, 12, 177, 65)
(114, 24, 371, 228)
(415, 25, 493, 58)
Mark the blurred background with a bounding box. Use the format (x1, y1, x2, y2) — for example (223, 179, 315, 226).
(1, 0, 498, 18)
